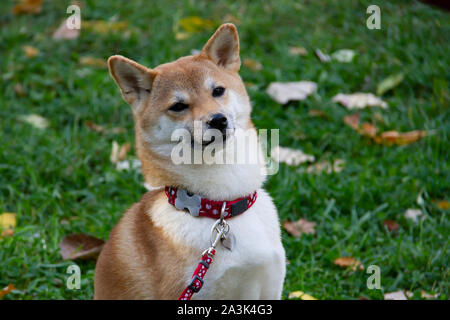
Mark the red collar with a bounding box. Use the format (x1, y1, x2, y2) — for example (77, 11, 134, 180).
(165, 187, 257, 219)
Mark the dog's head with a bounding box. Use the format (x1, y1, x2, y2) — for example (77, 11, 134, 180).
(108, 24, 258, 190)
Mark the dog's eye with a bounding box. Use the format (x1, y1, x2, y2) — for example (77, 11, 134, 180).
(168, 102, 189, 112)
(212, 86, 225, 97)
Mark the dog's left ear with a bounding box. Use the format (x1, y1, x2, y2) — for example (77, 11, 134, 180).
(201, 23, 240, 72)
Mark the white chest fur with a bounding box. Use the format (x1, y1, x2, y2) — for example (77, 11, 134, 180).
(150, 189, 286, 299)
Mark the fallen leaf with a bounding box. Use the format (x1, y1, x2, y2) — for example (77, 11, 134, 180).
(404, 208, 424, 222)
(383, 220, 399, 232)
(289, 46, 308, 56)
(18, 114, 49, 129)
(308, 109, 326, 118)
(243, 58, 263, 71)
(266, 81, 317, 104)
(22, 45, 39, 58)
(377, 73, 404, 96)
(420, 291, 440, 299)
(0, 213, 16, 238)
(384, 290, 412, 300)
(314, 49, 331, 63)
(359, 122, 378, 138)
(271, 146, 315, 166)
(59, 234, 104, 260)
(223, 14, 241, 25)
(83, 20, 128, 35)
(331, 49, 355, 63)
(334, 257, 364, 271)
(79, 56, 107, 68)
(85, 121, 125, 134)
(175, 32, 191, 40)
(52, 19, 80, 40)
(14, 83, 26, 97)
(0, 284, 17, 299)
(343, 113, 360, 130)
(306, 159, 345, 174)
(288, 290, 317, 300)
(333, 93, 388, 109)
(283, 218, 316, 237)
(12, 0, 42, 15)
(110, 141, 131, 164)
(178, 16, 215, 33)
(116, 159, 142, 171)
(374, 130, 427, 146)
(436, 200, 449, 210)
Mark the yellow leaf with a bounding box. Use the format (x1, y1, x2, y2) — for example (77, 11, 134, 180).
(175, 32, 191, 40)
(12, 0, 42, 15)
(178, 16, 214, 33)
(23, 45, 39, 58)
(83, 20, 128, 35)
(288, 290, 317, 300)
(436, 200, 449, 210)
(0, 213, 16, 238)
(0, 213, 16, 229)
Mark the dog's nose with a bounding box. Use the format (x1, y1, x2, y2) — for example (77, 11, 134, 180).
(207, 113, 228, 132)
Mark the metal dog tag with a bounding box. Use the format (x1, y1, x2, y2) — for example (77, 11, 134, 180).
(221, 232, 236, 251)
(174, 189, 202, 216)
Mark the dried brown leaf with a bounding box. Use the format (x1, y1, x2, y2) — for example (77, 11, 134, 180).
(289, 46, 308, 56)
(79, 56, 107, 68)
(334, 257, 364, 271)
(12, 0, 42, 15)
(243, 58, 262, 71)
(375, 130, 426, 146)
(52, 19, 80, 40)
(308, 109, 327, 118)
(283, 218, 316, 238)
(0, 284, 17, 299)
(59, 234, 104, 260)
(86, 121, 125, 134)
(343, 113, 360, 130)
(110, 141, 131, 164)
(383, 220, 399, 232)
(22, 45, 39, 58)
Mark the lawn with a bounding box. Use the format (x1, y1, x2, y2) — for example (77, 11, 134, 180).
(0, 0, 448, 300)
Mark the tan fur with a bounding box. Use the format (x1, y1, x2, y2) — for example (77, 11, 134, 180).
(94, 191, 194, 299)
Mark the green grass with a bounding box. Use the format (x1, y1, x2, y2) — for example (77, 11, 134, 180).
(0, 0, 449, 300)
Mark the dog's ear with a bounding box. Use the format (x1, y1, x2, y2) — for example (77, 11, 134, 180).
(108, 55, 158, 109)
(201, 23, 240, 72)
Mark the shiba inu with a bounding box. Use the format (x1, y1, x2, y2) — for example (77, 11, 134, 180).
(94, 23, 286, 299)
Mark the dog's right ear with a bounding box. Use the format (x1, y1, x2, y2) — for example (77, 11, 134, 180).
(108, 55, 158, 109)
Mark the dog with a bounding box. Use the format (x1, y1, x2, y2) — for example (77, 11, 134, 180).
(94, 23, 286, 300)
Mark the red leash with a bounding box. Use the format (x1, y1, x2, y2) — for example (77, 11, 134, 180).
(177, 204, 231, 300)
(178, 249, 215, 300)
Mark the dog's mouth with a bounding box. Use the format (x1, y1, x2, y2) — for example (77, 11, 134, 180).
(191, 133, 229, 149)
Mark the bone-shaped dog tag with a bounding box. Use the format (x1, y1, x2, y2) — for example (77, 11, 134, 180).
(174, 189, 201, 216)
(221, 232, 236, 251)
